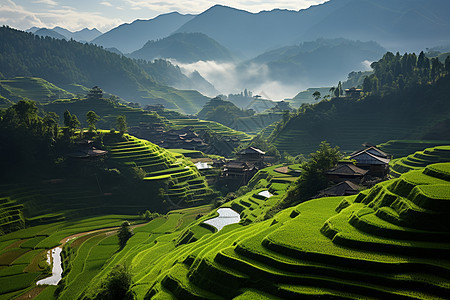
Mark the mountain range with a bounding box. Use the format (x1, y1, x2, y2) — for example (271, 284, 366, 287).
(27, 26, 102, 42)
(91, 12, 195, 54)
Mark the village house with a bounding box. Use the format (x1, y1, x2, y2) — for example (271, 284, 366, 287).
(222, 161, 257, 185)
(325, 162, 368, 184)
(349, 146, 390, 177)
(345, 87, 363, 98)
(317, 180, 361, 197)
(237, 147, 265, 166)
(68, 140, 107, 159)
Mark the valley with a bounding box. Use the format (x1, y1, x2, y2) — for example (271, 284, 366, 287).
(1, 0, 450, 299)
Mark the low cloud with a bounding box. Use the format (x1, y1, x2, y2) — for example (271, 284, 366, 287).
(172, 59, 307, 100)
(0, 0, 123, 31)
(361, 60, 373, 70)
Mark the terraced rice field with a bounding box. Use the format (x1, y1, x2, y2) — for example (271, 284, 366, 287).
(271, 105, 437, 155)
(0, 215, 143, 299)
(379, 140, 450, 159)
(169, 119, 252, 142)
(390, 145, 450, 177)
(44, 97, 167, 129)
(0, 77, 74, 104)
(107, 134, 213, 205)
(134, 163, 450, 299)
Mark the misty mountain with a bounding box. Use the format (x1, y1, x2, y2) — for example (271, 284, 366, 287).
(92, 12, 195, 54)
(137, 59, 219, 96)
(0, 27, 209, 114)
(129, 32, 235, 63)
(175, 0, 450, 58)
(242, 38, 385, 87)
(296, 0, 450, 51)
(27, 26, 102, 42)
(33, 28, 66, 40)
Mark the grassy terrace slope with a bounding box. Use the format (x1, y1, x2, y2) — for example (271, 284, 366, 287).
(390, 145, 450, 178)
(112, 163, 450, 299)
(44, 97, 168, 129)
(0, 214, 144, 299)
(106, 134, 212, 206)
(270, 74, 450, 155)
(379, 140, 450, 159)
(0, 77, 74, 104)
(170, 119, 252, 142)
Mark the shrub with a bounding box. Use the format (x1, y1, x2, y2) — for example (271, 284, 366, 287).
(118, 221, 133, 249)
(93, 264, 135, 300)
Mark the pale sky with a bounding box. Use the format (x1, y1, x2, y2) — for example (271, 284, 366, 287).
(0, 0, 328, 32)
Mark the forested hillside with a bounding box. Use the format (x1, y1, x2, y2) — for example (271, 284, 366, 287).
(0, 26, 209, 114)
(268, 51, 450, 154)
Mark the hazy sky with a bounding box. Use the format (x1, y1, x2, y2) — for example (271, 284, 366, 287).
(1, 0, 328, 32)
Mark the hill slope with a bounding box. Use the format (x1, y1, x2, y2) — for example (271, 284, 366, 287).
(129, 32, 235, 63)
(76, 163, 450, 299)
(92, 12, 195, 53)
(244, 38, 385, 87)
(0, 26, 208, 114)
(268, 52, 450, 154)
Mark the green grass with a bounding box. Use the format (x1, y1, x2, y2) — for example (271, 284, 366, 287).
(0, 77, 74, 104)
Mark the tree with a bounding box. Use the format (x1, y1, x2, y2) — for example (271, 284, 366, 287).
(118, 221, 133, 248)
(116, 115, 127, 135)
(94, 264, 135, 300)
(329, 87, 336, 97)
(86, 110, 99, 132)
(274, 141, 342, 209)
(312, 91, 321, 101)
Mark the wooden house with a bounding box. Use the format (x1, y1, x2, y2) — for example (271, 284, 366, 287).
(326, 162, 368, 183)
(222, 161, 257, 185)
(317, 180, 360, 197)
(237, 147, 265, 164)
(349, 147, 390, 177)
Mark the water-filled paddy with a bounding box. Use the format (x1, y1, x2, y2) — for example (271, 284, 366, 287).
(204, 208, 240, 231)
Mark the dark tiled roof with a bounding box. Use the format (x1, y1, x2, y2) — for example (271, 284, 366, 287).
(318, 181, 360, 197)
(350, 151, 390, 165)
(326, 163, 368, 176)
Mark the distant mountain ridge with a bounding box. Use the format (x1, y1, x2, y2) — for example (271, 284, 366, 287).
(242, 38, 385, 87)
(174, 1, 450, 57)
(91, 12, 195, 54)
(27, 26, 102, 42)
(129, 32, 235, 63)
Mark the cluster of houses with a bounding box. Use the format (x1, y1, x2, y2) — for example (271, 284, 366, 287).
(129, 125, 209, 152)
(317, 145, 390, 197)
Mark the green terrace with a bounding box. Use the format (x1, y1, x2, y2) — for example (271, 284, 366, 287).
(0, 214, 145, 299)
(271, 102, 444, 155)
(0, 77, 74, 104)
(390, 145, 450, 178)
(44, 97, 168, 129)
(379, 140, 450, 159)
(119, 163, 450, 299)
(169, 119, 253, 142)
(106, 134, 213, 205)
